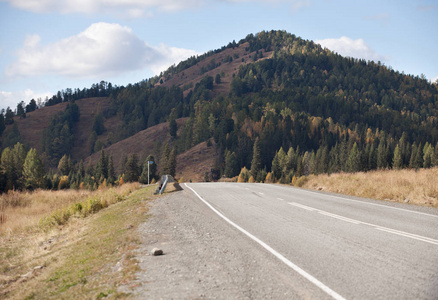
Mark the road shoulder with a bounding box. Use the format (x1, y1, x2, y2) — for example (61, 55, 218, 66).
(122, 187, 324, 299)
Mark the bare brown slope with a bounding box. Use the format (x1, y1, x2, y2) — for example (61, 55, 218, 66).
(84, 118, 217, 182)
(159, 42, 273, 96)
(175, 140, 217, 182)
(2, 97, 119, 161)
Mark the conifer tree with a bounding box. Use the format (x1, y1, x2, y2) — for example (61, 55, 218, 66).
(169, 109, 178, 138)
(392, 144, 403, 169)
(167, 148, 177, 177)
(13, 142, 27, 189)
(107, 155, 116, 184)
(250, 137, 262, 179)
(347, 142, 360, 172)
(1, 147, 16, 191)
(23, 148, 44, 190)
(160, 143, 171, 175)
(224, 151, 238, 178)
(423, 143, 433, 168)
(58, 154, 71, 176)
(377, 139, 388, 169)
(414, 143, 423, 169)
(95, 150, 108, 181)
(271, 150, 281, 180)
(124, 154, 140, 182)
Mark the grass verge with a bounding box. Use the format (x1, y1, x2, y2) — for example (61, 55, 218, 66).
(299, 167, 438, 207)
(0, 184, 156, 299)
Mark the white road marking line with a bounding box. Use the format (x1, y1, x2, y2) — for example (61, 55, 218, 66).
(291, 187, 438, 218)
(318, 211, 362, 225)
(277, 198, 284, 201)
(289, 202, 438, 246)
(374, 227, 438, 245)
(185, 183, 346, 300)
(289, 202, 315, 211)
(259, 192, 264, 195)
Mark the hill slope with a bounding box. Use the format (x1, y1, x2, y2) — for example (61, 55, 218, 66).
(2, 30, 438, 183)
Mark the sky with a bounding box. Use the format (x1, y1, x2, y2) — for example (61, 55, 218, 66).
(0, 0, 437, 111)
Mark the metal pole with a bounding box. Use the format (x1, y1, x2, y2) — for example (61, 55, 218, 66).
(148, 162, 150, 185)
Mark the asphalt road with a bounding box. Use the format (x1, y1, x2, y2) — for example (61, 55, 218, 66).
(184, 183, 438, 300)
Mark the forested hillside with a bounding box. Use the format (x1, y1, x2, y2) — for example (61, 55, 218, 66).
(1, 30, 438, 191)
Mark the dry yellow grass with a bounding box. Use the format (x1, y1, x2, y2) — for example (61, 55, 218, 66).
(301, 167, 438, 207)
(0, 183, 139, 235)
(0, 183, 149, 299)
(0, 189, 93, 235)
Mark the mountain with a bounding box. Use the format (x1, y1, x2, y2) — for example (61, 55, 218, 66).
(1, 30, 438, 187)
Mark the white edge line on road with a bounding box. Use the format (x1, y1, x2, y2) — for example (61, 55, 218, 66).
(289, 202, 438, 246)
(185, 183, 346, 300)
(291, 187, 438, 219)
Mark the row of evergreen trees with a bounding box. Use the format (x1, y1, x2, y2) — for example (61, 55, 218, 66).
(236, 134, 438, 184)
(0, 142, 178, 193)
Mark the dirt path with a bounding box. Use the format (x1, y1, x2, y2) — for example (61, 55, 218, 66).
(121, 186, 315, 299)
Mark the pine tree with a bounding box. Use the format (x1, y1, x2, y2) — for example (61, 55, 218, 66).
(423, 143, 433, 168)
(271, 150, 281, 180)
(377, 138, 388, 169)
(316, 146, 329, 174)
(160, 143, 171, 175)
(347, 142, 360, 172)
(107, 156, 116, 184)
(169, 109, 177, 138)
(58, 154, 71, 176)
(12, 142, 27, 189)
(414, 143, 423, 169)
(23, 148, 44, 190)
(250, 137, 262, 179)
(392, 144, 403, 169)
(1, 147, 16, 191)
(95, 150, 108, 181)
(124, 154, 140, 182)
(224, 151, 238, 178)
(167, 148, 177, 177)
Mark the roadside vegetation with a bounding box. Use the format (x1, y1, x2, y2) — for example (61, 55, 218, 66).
(298, 167, 438, 207)
(0, 183, 155, 299)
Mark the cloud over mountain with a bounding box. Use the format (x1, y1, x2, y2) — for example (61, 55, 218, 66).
(6, 22, 198, 78)
(316, 36, 388, 63)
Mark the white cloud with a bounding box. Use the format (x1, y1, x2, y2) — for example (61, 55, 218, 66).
(316, 36, 388, 63)
(4, 0, 309, 16)
(0, 89, 52, 111)
(6, 22, 198, 79)
(4, 0, 203, 16)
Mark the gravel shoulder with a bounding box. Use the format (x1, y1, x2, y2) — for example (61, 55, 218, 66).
(122, 185, 325, 299)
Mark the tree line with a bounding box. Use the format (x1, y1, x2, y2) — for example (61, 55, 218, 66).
(0, 141, 177, 193)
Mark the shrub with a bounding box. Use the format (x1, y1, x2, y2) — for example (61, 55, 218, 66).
(294, 176, 309, 187)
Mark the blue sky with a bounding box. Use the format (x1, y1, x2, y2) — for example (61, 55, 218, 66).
(0, 0, 437, 111)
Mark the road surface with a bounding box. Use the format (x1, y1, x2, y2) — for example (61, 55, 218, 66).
(131, 183, 438, 299)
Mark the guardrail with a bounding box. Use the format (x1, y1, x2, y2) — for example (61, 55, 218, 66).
(154, 175, 174, 195)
